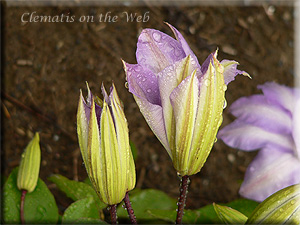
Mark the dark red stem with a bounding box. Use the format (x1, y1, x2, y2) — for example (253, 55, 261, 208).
(176, 175, 190, 224)
(20, 190, 27, 224)
(109, 204, 117, 224)
(124, 192, 137, 224)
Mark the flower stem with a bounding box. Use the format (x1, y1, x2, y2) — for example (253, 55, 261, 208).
(110, 204, 117, 224)
(124, 192, 137, 224)
(20, 189, 27, 224)
(176, 175, 190, 224)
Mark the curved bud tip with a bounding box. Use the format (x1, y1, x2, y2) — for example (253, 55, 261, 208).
(17, 132, 41, 193)
(213, 203, 248, 224)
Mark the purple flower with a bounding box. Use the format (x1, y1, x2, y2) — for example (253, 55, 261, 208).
(218, 82, 300, 202)
(123, 23, 249, 176)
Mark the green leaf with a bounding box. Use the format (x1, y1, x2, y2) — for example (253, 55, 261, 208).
(147, 204, 221, 224)
(146, 198, 258, 224)
(129, 140, 138, 161)
(246, 184, 300, 224)
(3, 168, 58, 224)
(48, 174, 106, 210)
(147, 209, 202, 224)
(225, 198, 259, 217)
(213, 203, 248, 224)
(70, 217, 107, 224)
(117, 189, 177, 221)
(62, 197, 106, 224)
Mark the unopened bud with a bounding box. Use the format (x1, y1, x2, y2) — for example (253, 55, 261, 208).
(17, 133, 41, 193)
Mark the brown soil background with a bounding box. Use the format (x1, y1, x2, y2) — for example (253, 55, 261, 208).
(2, 3, 295, 215)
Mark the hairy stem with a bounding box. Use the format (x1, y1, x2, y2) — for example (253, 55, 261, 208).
(176, 175, 190, 224)
(110, 204, 117, 224)
(124, 192, 137, 224)
(20, 190, 27, 224)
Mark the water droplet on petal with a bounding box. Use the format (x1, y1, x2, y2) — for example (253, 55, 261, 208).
(125, 82, 129, 89)
(152, 32, 162, 42)
(223, 100, 227, 109)
(204, 79, 210, 87)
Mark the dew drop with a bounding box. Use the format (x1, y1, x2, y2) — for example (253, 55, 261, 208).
(125, 82, 129, 89)
(134, 66, 142, 72)
(152, 32, 162, 42)
(223, 100, 227, 109)
(291, 200, 296, 205)
(204, 79, 210, 87)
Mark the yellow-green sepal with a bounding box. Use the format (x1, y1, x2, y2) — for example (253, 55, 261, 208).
(246, 184, 300, 224)
(17, 133, 41, 193)
(99, 99, 127, 205)
(77, 90, 90, 174)
(170, 70, 199, 175)
(187, 53, 225, 175)
(213, 203, 248, 224)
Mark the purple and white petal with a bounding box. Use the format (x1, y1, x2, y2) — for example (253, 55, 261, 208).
(221, 59, 250, 85)
(218, 120, 295, 152)
(229, 95, 292, 134)
(123, 61, 161, 106)
(258, 82, 294, 114)
(136, 29, 185, 73)
(292, 96, 300, 157)
(239, 147, 300, 202)
(133, 95, 171, 156)
(166, 23, 201, 70)
(200, 53, 214, 75)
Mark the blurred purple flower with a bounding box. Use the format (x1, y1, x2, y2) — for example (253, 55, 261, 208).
(218, 82, 300, 202)
(123, 23, 249, 176)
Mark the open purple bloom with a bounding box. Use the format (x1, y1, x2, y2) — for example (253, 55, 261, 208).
(218, 82, 300, 202)
(123, 23, 249, 176)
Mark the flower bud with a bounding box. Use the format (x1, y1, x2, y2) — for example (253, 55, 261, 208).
(246, 184, 300, 224)
(123, 24, 249, 176)
(213, 203, 248, 224)
(77, 83, 136, 205)
(17, 133, 41, 193)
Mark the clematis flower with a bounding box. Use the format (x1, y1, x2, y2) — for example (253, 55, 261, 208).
(77, 83, 136, 205)
(218, 82, 300, 202)
(123, 23, 249, 176)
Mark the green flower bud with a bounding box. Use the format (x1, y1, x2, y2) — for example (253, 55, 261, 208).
(246, 184, 300, 224)
(17, 133, 41, 193)
(213, 203, 248, 224)
(77, 83, 136, 205)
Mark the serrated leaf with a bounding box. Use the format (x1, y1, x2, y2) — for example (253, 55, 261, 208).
(48, 174, 106, 210)
(246, 184, 300, 224)
(117, 189, 177, 221)
(62, 197, 106, 224)
(213, 203, 248, 224)
(3, 168, 58, 224)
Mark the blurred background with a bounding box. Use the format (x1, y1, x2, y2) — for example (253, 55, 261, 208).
(2, 1, 294, 213)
